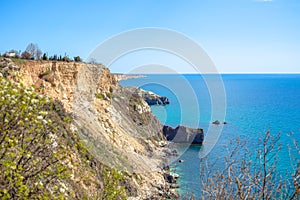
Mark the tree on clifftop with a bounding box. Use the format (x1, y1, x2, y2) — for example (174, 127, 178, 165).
(24, 43, 42, 60)
(74, 56, 81, 62)
(21, 51, 32, 59)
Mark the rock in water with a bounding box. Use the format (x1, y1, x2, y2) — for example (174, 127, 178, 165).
(162, 125, 204, 144)
(212, 120, 221, 125)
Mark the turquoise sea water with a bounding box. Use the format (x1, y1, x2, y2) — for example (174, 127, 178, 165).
(120, 74, 300, 197)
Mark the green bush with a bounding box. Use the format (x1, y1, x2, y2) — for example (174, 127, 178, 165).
(95, 93, 104, 99)
(74, 56, 81, 62)
(101, 168, 126, 200)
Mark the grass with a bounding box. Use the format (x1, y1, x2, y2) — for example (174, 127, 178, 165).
(40, 70, 53, 76)
(10, 57, 27, 65)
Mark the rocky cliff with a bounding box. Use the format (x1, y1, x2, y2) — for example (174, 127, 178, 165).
(1, 58, 178, 199)
(163, 125, 204, 145)
(126, 87, 170, 106)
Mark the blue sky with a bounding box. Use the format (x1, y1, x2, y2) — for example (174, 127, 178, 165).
(1, 0, 299, 73)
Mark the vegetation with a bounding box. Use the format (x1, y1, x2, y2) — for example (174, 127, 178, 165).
(21, 43, 42, 60)
(74, 56, 82, 62)
(95, 93, 105, 99)
(0, 76, 71, 199)
(40, 70, 53, 76)
(20, 51, 32, 60)
(199, 131, 300, 200)
(42, 53, 48, 61)
(3, 44, 83, 63)
(10, 58, 27, 66)
(0, 75, 127, 199)
(100, 168, 126, 200)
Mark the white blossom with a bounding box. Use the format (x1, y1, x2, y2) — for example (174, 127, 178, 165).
(37, 115, 43, 120)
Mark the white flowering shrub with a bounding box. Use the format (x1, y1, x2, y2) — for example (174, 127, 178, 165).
(0, 75, 71, 199)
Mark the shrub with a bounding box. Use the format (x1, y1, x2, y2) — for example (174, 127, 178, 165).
(95, 93, 104, 99)
(74, 56, 81, 62)
(0, 76, 71, 199)
(199, 131, 300, 200)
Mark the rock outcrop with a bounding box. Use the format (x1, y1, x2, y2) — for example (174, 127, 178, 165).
(163, 125, 204, 145)
(127, 86, 170, 105)
(0, 57, 20, 76)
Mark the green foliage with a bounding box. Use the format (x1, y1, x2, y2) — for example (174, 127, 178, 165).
(101, 168, 126, 200)
(62, 56, 72, 62)
(106, 92, 113, 99)
(0, 75, 129, 199)
(95, 93, 104, 99)
(49, 54, 58, 61)
(74, 56, 81, 62)
(11, 57, 27, 66)
(40, 70, 52, 76)
(0, 76, 71, 199)
(42, 53, 48, 61)
(63, 116, 71, 123)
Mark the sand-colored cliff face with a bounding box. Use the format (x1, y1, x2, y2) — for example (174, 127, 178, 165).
(13, 60, 176, 198)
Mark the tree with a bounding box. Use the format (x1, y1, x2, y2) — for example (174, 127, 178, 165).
(62, 56, 72, 62)
(74, 56, 81, 62)
(198, 131, 300, 200)
(49, 54, 57, 61)
(25, 43, 36, 58)
(25, 43, 42, 60)
(42, 53, 48, 60)
(36, 49, 42, 60)
(21, 51, 32, 59)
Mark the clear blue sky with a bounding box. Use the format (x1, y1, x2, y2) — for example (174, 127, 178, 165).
(1, 0, 299, 73)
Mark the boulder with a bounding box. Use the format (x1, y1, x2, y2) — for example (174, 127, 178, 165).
(170, 184, 180, 188)
(164, 173, 179, 183)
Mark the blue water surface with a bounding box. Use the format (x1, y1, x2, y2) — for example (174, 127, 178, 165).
(120, 74, 300, 197)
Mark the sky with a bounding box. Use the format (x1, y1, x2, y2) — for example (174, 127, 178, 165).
(1, 0, 300, 73)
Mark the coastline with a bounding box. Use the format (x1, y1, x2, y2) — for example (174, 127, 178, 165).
(113, 73, 146, 81)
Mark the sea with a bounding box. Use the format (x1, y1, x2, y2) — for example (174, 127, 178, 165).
(120, 74, 300, 197)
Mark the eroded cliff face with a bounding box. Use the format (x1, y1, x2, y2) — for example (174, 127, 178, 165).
(11, 59, 176, 199)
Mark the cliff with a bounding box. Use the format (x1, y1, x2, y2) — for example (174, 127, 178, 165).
(0, 58, 177, 199)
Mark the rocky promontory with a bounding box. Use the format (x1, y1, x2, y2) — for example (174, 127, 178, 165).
(113, 73, 146, 81)
(162, 125, 204, 145)
(127, 86, 170, 105)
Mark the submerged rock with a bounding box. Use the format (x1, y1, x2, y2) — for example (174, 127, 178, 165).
(212, 120, 221, 125)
